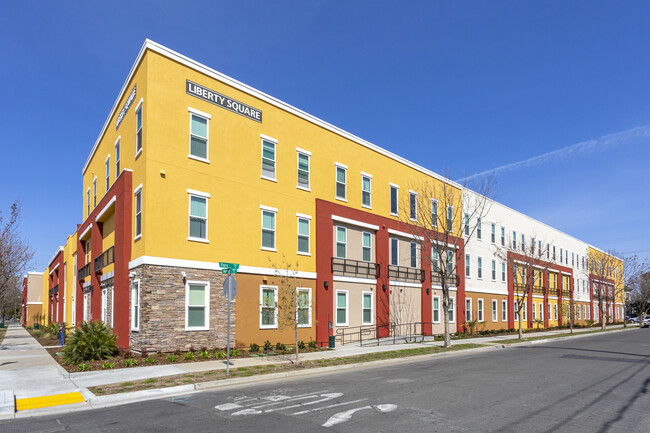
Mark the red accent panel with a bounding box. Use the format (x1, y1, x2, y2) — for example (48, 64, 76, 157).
(543, 270, 549, 328)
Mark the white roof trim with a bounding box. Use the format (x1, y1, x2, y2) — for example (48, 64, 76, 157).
(79, 224, 92, 241)
(47, 247, 64, 267)
(388, 228, 424, 241)
(96, 196, 117, 222)
(332, 215, 379, 231)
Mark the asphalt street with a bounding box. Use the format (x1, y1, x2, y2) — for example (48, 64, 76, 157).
(4, 329, 650, 432)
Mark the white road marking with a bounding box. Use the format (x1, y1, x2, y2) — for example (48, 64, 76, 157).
(375, 404, 397, 413)
(215, 403, 243, 411)
(292, 398, 368, 415)
(265, 393, 343, 413)
(322, 406, 372, 427)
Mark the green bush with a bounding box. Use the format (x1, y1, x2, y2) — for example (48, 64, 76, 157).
(62, 321, 118, 365)
(230, 349, 241, 357)
(78, 363, 90, 371)
(46, 322, 60, 338)
(275, 342, 286, 351)
(102, 361, 115, 369)
(250, 343, 260, 352)
(145, 356, 158, 364)
(166, 354, 178, 362)
(308, 340, 318, 349)
(184, 351, 195, 361)
(297, 340, 306, 350)
(263, 340, 273, 351)
(199, 350, 211, 359)
(215, 350, 226, 358)
(124, 358, 138, 367)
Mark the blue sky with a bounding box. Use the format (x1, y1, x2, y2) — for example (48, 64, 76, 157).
(1, 1, 649, 270)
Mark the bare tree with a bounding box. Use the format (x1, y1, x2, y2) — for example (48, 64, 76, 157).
(397, 170, 495, 348)
(0, 200, 34, 322)
(494, 232, 557, 339)
(588, 249, 624, 330)
(625, 256, 650, 321)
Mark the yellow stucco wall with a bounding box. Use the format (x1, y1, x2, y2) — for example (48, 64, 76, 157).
(63, 233, 77, 325)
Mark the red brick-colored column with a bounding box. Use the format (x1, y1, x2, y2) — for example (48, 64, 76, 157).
(589, 276, 593, 323)
(543, 270, 549, 328)
(527, 271, 534, 328)
(375, 224, 390, 338)
(90, 222, 103, 323)
(456, 241, 466, 332)
(557, 275, 563, 327)
(315, 200, 334, 347)
(507, 262, 514, 329)
(421, 238, 432, 336)
(113, 170, 132, 349)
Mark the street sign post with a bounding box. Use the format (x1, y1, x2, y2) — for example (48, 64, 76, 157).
(219, 262, 239, 274)
(222, 270, 238, 376)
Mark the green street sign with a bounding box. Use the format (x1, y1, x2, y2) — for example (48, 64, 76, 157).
(219, 262, 240, 274)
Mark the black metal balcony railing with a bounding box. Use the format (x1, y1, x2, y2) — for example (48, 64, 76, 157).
(49, 285, 58, 297)
(532, 285, 546, 295)
(331, 257, 380, 279)
(514, 283, 528, 293)
(556, 289, 571, 298)
(431, 272, 459, 287)
(78, 263, 91, 280)
(389, 265, 424, 283)
(94, 246, 115, 273)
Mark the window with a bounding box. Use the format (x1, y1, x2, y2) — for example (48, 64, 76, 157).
(477, 257, 483, 279)
(560, 248, 563, 263)
(548, 304, 552, 321)
(105, 156, 110, 191)
(538, 240, 542, 255)
(514, 301, 519, 321)
(410, 242, 417, 268)
(409, 191, 417, 220)
(115, 138, 120, 178)
(86, 188, 90, 217)
(260, 286, 278, 328)
(134, 187, 142, 239)
(296, 150, 311, 190)
(492, 300, 498, 322)
(501, 262, 506, 282)
(130, 280, 140, 331)
(554, 304, 558, 320)
(553, 246, 556, 260)
(465, 254, 471, 277)
(547, 243, 550, 259)
(362, 174, 372, 208)
(189, 193, 208, 241)
(390, 184, 399, 215)
(362, 292, 373, 325)
(186, 281, 209, 330)
(335, 164, 347, 200)
(189, 111, 209, 160)
(502, 300, 507, 321)
(297, 215, 310, 254)
(261, 138, 276, 180)
(491, 260, 496, 281)
(261, 207, 276, 250)
(433, 296, 440, 323)
(466, 298, 472, 322)
(448, 297, 455, 323)
(362, 232, 372, 262)
(446, 206, 453, 232)
(297, 288, 311, 327)
(464, 214, 470, 236)
(477, 299, 484, 322)
(336, 290, 348, 326)
(501, 227, 505, 246)
(532, 303, 537, 321)
(521, 234, 525, 252)
(135, 103, 142, 154)
(577, 304, 581, 320)
(572, 252, 574, 267)
(431, 249, 439, 272)
(523, 302, 527, 321)
(491, 223, 496, 243)
(447, 249, 454, 275)
(477, 218, 482, 239)
(431, 200, 438, 227)
(390, 238, 398, 266)
(93, 178, 97, 208)
(512, 230, 517, 249)
(101, 288, 108, 324)
(336, 226, 347, 258)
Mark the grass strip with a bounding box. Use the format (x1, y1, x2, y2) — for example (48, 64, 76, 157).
(490, 327, 634, 345)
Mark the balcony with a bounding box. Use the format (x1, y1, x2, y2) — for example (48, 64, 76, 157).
(94, 246, 115, 273)
(556, 289, 571, 298)
(331, 257, 380, 279)
(49, 285, 58, 297)
(532, 285, 546, 296)
(514, 283, 528, 293)
(78, 263, 91, 280)
(389, 265, 424, 283)
(431, 272, 459, 287)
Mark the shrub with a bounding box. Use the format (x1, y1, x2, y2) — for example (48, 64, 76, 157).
(166, 354, 178, 362)
(199, 350, 210, 359)
(124, 358, 138, 367)
(297, 340, 306, 350)
(215, 350, 226, 359)
(62, 321, 118, 365)
(102, 361, 115, 369)
(46, 322, 60, 338)
(275, 342, 287, 351)
(33, 330, 43, 338)
(145, 356, 157, 364)
(308, 340, 318, 349)
(184, 351, 195, 361)
(250, 343, 260, 352)
(263, 340, 273, 351)
(78, 363, 90, 371)
(230, 349, 241, 357)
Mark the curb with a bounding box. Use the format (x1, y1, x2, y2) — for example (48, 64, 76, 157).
(498, 327, 634, 348)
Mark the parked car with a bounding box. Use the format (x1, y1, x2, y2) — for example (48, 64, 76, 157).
(641, 315, 650, 328)
(627, 316, 639, 323)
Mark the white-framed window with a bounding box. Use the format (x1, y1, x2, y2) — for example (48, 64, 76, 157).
(134, 186, 142, 239)
(466, 298, 472, 321)
(260, 285, 278, 329)
(83, 292, 90, 322)
(390, 184, 399, 216)
(431, 248, 439, 272)
(584, 305, 587, 320)
(409, 191, 417, 220)
(491, 260, 496, 281)
(477, 298, 484, 322)
(297, 288, 312, 327)
(548, 304, 552, 321)
(362, 291, 373, 325)
(491, 223, 496, 243)
(362, 173, 372, 208)
(446, 205, 453, 232)
(532, 302, 537, 321)
(105, 155, 110, 191)
(577, 304, 581, 320)
(130, 279, 140, 331)
(335, 163, 347, 200)
(297, 214, 311, 255)
(514, 301, 519, 321)
(135, 101, 143, 155)
(531, 237, 536, 254)
(297, 148, 310, 190)
(86, 188, 90, 217)
(447, 249, 454, 275)
(492, 300, 498, 322)
(433, 296, 440, 323)
(362, 232, 372, 262)
(501, 227, 505, 246)
(186, 281, 209, 330)
(448, 297, 455, 323)
(336, 290, 348, 326)
(477, 257, 483, 279)
(554, 304, 558, 320)
(502, 262, 506, 282)
(502, 300, 507, 321)
(431, 199, 438, 227)
(261, 206, 277, 251)
(390, 238, 398, 266)
(115, 137, 121, 178)
(464, 214, 470, 236)
(261, 137, 276, 181)
(336, 226, 347, 258)
(465, 254, 471, 277)
(512, 230, 517, 249)
(93, 177, 97, 208)
(477, 218, 482, 240)
(521, 234, 525, 252)
(410, 242, 417, 268)
(189, 109, 210, 161)
(188, 191, 209, 241)
(101, 288, 108, 324)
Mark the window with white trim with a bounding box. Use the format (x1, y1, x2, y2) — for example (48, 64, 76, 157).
(512, 230, 517, 249)
(390, 238, 398, 266)
(115, 138, 120, 178)
(297, 288, 311, 327)
(101, 288, 108, 324)
(297, 150, 310, 189)
(502, 300, 507, 321)
(501, 226, 505, 246)
(448, 297, 455, 323)
(136, 103, 143, 154)
(186, 281, 209, 330)
(93, 178, 97, 208)
(477, 218, 482, 240)
(134, 188, 142, 238)
(390, 184, 398, 216)
(336, 290, 348, 326)
(477, 299, 484, 322)
(131, 280, 140, 331)
(466, 298, 472, 321)
(431, 199, 438, 227)
(336, 226, 347, 258)
(514, 301, 519, 321)
(336, 165, 347, 200)
(261, 208, 276, 250)
(410, 242, 417, 268)
(188, 194, 208, 240)
(447, 249, 454, 275)
(432, 248, 439, 272)
(86, 188, 90, 217)
(477, 257, 483, 279)
(491, 223, 496, 243)
(446, 206, 453, 232)
(362, 232, 372, 262)
(297, 216, 310, 254)
(548, 304, 552, 321)
(261, 139, 276, 180)
(465, 254, 471, 277)
(554, 304, 558, 320)
(464, 214, 470, 236)
(492, 300, 497, 322)
(362, 292, 373, 325)
(105, 156, 110, 191)
(492, 260, 496, 281)
(189, 112, 209, 160)
(433, 296, 440, 323)
(362, 174, 372, 208)
(260, 286, 278, 328)
(521, 234, 525, 252)
(502, 262, 506, 282)
(409, 191, 417, 220)
(532, 302, 537, 321)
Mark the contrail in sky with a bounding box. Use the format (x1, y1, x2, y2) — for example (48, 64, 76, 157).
(457, 124, 650, 182)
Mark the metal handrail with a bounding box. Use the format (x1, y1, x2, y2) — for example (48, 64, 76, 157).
(78, 263, 91, 280)
(331, 257, 380, 279)
(532, 285, 546, 295)
(49, 285, 58, 296)
(388, 265, 424, 283)
(431, 272, 459, 287)
(335, 321, 440, 346)
(94, 246, 115, 272)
